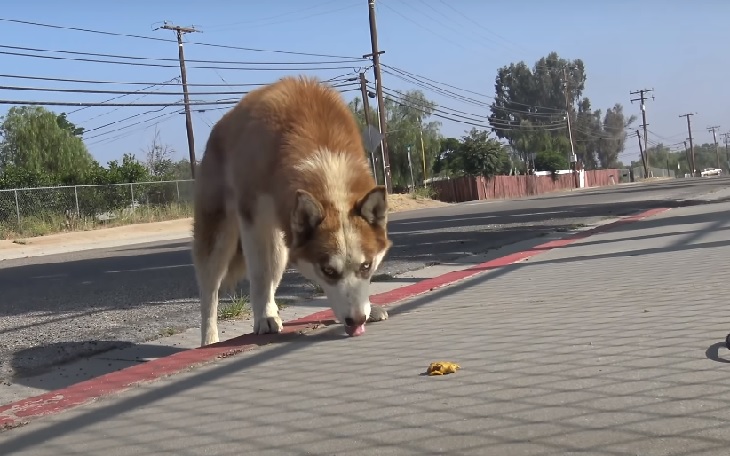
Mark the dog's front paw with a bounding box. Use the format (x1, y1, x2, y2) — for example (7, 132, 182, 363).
(368, 306, 389, 323)
(254, 314, 283, 334)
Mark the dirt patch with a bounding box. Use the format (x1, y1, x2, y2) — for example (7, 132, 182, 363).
(0, 196, 449, 259)
(388, 194, 450, 213)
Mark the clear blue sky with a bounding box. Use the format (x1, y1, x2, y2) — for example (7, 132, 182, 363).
(1, 0, 728, 167)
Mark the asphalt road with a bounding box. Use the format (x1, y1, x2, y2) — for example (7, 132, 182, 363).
(1, 177, 728, 382)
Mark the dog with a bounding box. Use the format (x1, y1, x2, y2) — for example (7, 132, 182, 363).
(192, 75, 393, 346)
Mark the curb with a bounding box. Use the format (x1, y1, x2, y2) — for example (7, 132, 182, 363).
(0, 207, 671, 431)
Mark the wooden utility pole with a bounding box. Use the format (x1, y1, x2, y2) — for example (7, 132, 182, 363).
(684, 141, 691, 175)
(679, 113, 696, 176)
(630, 88, 654, 175)
(359, 72, 378, 180)
(635, 130, 648, 178)
(708, 125, 721, 169)
(721, 132, 730, 169)
(562, 67, 577, 165)
(364, 0, 392, 193)
(159, 22, 200, 179)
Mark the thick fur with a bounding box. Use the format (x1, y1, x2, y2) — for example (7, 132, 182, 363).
(192, 76, 392, 346)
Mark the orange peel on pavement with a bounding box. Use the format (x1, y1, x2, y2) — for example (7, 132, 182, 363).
(426, 361, 460, 376)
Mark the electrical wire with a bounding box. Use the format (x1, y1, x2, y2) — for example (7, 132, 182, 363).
(0, 81, 358, 97)
(0, 44, 367, 66)
(0, 49, 363, 71)
(0, 17, 361, 60)
(0, 99, 239, 107)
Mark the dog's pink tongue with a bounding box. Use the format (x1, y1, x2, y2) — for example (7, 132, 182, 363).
(345, 323, 366, 337)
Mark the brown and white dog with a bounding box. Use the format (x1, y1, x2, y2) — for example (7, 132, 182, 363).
(192, 75, 392, 346)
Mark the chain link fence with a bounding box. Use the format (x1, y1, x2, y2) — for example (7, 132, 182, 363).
(0, 179, 195, 238)
(631, 166, 675, 179)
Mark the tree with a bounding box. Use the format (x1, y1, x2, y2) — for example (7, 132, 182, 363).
(0, 106, 93, 179)
(454, 128, 511, 177)
(144, 128, 176, 180)
(433, 137, 463, 176)
(349, 90, 443, 188)
(488, 52, 584, 165)
(598, 104, 637, 168)
(488, 52, 634, 170)
(55, 113, 85, 137)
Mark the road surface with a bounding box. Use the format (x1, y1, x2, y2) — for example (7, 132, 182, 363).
(1, 177, 728, 382)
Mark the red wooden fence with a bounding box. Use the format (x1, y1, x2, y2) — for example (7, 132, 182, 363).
(430, 169, 621, 203)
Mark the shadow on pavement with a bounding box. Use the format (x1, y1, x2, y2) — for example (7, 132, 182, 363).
(9, 341, 187, 391)
(1, 183, 729, 384)
(2, 194, 730, 453)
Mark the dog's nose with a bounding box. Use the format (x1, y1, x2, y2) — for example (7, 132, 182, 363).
(345, 315, 366, 327)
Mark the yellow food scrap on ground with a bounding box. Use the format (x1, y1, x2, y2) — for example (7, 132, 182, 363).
(426, 361, 460, 376)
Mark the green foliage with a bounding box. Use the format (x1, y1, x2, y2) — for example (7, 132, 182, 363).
(0, 107, 94, 181)
(488, 51, 636, 170)
(432, 130, 511, 178)
(349, 90, 443, 188)
(631, 142, 729, 176)
(534, 150, 569, 174)
(457, 129, 511, 177)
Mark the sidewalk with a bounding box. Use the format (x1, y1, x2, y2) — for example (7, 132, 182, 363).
(2, 199, 730, 454)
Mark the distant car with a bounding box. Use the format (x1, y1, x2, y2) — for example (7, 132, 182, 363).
(701, 168, 722, 177)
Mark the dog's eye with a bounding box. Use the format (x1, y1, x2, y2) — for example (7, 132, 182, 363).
(320, 265, 338, 278)
(359, 262, 372, 272)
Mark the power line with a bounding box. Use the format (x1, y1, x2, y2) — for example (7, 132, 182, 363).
(0, 44, 367, 66)
(379, 85, 565, 132)
(0, 17, 361, 59)
(0, 84, 251, 96)
(70, 76, 180, 119)
(383, 63, 565, 112)
(0, 49, 363, 71)
(0, 99, 239, 107)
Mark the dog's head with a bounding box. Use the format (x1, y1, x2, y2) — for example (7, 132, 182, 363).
(289, 185, 392, 336)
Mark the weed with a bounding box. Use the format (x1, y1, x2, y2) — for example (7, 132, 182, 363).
(218, 293, 251, 320)
(411, 185, 436, 200)
(159, 327, 178, 337)
(0, 202, 193, 240)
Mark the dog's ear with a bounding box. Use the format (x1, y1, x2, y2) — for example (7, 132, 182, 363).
(356, 185, 388, 228)
(291, 189, 324, 247)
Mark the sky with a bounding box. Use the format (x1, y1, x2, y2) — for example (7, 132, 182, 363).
(1, 0, 729, 168)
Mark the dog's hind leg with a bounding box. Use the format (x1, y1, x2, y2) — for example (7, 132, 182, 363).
(238, 195, 290, 335)
(193, 212, 240, 346)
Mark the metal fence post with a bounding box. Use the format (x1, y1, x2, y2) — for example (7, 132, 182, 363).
(176, 180, 180, 202)
(74, 185, 80, 217)
(14, 189, 20, 227)
(130, 183, 135, 211)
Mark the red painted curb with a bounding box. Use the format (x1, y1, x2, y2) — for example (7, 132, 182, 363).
(0, 207, 670, 430)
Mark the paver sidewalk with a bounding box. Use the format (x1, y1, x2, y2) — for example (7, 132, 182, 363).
(2, 200, 730, 455)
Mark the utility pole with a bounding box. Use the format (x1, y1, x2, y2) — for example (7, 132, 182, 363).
(708, 125, 721, 169)
(721, 132, 730, 169)
(159, 22, 200, 179)
(364, 0, 392, 194)
(679, 113, 696, 177)
(635, 130, 648, 178)
(562, 67, 577, 165)
(683, 141, 691, 175)
(630, 88, 654, 175)
(358, 72, 378, 180)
